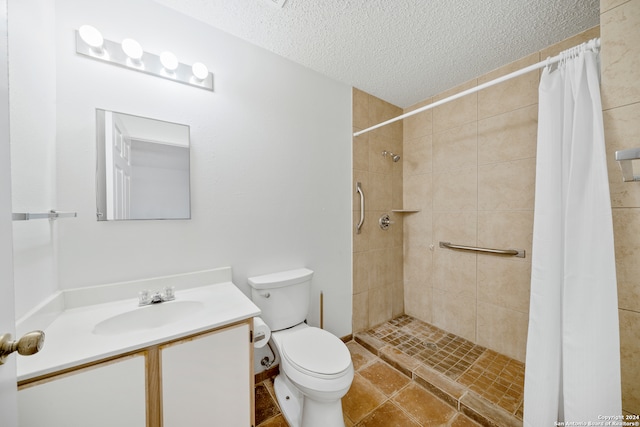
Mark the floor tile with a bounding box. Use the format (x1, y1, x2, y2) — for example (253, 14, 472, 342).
(341, 373, 387, 424)
(257, 413, 289, 427)
(347, 340, 377, 371)
(392, 382, 457, 426)
(359, 361, 411, 397)
(450, 413, 483, 427)
(355, 401, 421, 427)
(255, 382, 280, 425)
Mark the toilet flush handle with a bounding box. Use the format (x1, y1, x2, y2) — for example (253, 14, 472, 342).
(261, 293, 271, 299)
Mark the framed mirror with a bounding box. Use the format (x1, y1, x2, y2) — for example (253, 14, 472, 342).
(96, 109, 191, 220)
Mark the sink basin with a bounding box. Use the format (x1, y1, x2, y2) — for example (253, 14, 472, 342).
(93, 301, 205, 335)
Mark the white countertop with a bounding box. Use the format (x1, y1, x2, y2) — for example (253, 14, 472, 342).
(18, 280, 260, 382)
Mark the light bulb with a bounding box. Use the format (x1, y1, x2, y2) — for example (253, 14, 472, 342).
(122, 38, 143, 63)
(78, 25, 104, 53)
(191, 62, 209, 81)
(160, 51, 178, 72)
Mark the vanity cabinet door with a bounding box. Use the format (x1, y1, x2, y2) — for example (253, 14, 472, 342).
(161, 321, 253, 427)
(18, 353, 146, 427)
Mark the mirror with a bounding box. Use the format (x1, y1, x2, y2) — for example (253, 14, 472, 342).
(96, 110, 191, 220)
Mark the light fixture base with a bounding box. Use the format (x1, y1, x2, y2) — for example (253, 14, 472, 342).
(75, 30, 213, 91)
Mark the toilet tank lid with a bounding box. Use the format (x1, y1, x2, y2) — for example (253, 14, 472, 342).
(248, 268, 314, 290)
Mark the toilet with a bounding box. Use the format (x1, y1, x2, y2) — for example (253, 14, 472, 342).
(248, 268, 354, 427)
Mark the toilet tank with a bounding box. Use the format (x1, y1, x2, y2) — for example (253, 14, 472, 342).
(247, 268, 313, 332)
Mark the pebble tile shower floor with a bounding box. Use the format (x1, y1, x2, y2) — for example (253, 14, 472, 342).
(255, 314, 524, 426)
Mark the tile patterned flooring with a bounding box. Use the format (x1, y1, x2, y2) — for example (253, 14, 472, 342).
(255, 315, 525, 427)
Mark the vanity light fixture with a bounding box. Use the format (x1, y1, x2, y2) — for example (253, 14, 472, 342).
(191, 62, 209, 82)
(121, 38, 144, 67)
(78, 25, 105, 55)
(75, 25, 213, 91)
(160, 51, 179, 74)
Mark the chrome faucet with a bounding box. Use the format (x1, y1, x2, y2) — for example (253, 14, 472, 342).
(138, 286, 175, 306)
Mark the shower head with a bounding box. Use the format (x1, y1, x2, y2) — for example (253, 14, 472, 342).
(382, 151, 401, 162)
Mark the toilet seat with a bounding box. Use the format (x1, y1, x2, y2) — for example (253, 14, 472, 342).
(281, 327, 351, 379)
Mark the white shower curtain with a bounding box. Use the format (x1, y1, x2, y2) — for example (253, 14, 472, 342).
(524, 44, 621, 425)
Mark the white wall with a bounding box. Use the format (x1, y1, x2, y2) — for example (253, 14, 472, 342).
(9, 0, 58, 318)
(10, 0, 352, 336)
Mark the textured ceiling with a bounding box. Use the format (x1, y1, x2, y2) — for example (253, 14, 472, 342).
(152, 0, 600, 108)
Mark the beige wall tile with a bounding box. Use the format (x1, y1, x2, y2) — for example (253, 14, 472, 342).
(353, 250, 371, 295)
(433, 167, 478, 212)
(620, 309, 640, 415)
(353, 88, 370, 130)
(433, 211, 477, 298)
(353, 132, 369, 172)
(602, 0, 631, 13)
(403, 98, 433, 141)
(604, 103, 640, 208)
(433, 79, 478, 133)
(353, 291, 369, 332)
(369, 285, 393, 327)
(539, 26, 600, 58)
(392, 280, 404, 318)
(404, 281, 432, 324)
(478, 105, 537, 165)
(478, 53, 539, 120)
(433, 250, 477, 299)
(432, 288, 476, 342)
(601, 0, 640, 110)
(432, 122, 478, 173)
(374, 248, 397, 289)
(477, 211, 534, 262)
(403, 210, 432, 249)
(403, 245, 432, 324)
(392, 168, 404, 211)
(477, 257, 531, 313)
(404, 241, 432, 276)
(476, 302, 529, 362)
(404, 172, 432, 212)
(368, 172, 393, 211)
(613, 209, 640, 312)
(404, 134, 432, 176)
(368, 97, 402, 141)
(434, 211, 477, 246)
(478, 158, 536, 211)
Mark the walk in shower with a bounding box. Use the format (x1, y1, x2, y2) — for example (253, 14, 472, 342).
(351, 25, 631, 425)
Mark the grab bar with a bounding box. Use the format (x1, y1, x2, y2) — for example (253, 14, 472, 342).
(439, 241, 525, 258)
(356, 182, 364, 234)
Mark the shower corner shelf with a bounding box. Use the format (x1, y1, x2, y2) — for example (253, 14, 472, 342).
(391, 209, 421, 213)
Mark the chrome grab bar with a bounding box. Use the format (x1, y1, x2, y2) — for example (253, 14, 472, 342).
(356, 182, 365, 234)
(439, 241, 525, 258)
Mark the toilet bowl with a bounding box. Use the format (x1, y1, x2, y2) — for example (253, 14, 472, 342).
(271, 324, 354, 427)
(247, 268, 354, 427)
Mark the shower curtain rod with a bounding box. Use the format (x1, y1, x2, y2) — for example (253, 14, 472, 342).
(353, 38, 601, 137)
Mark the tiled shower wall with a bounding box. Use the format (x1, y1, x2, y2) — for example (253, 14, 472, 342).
(352, 92, 404, 332)
(401, 27, 600, 365)
(353, 3, 640, 414)
(601, 0, 640, 416)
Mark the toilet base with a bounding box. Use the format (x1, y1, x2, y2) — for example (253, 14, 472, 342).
(274, 374, 303, 427)
(273, 373, 346, 427)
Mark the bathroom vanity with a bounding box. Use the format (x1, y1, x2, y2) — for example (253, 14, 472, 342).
(15, 267, 260, 427)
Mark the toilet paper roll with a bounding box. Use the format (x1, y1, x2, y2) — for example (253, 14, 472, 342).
(253, 316, 271, 348)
